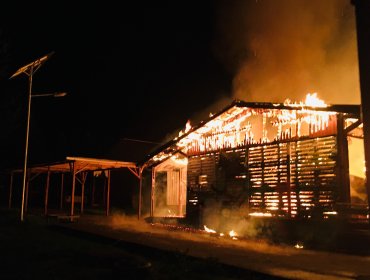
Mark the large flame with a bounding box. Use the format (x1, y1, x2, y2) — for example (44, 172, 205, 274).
(174, 93, 336, 155)
(284, 92, 327, 108)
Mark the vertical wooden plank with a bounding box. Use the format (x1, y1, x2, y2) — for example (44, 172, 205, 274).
(244, 146, 250, 214)
(44, 167, 50, 216)
(138, 168, 142, 219)
(352, 0, 370, 220)
(336, 113, 350, 204)
(91, 175, 95, 207)
(60, 173, 64, 210)
(178, 169, 182, 217)
(8, 172, 14, 209)
(103, 174, 106, 209)
(106, 170, 111, 216)
(70, 162, 76, 216)
(81, 172, 87, 214)
(287, 142, 292, 217)
(151, 168, 155, 217)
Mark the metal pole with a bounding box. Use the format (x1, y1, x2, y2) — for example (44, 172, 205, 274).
(20, 66, 33, 222)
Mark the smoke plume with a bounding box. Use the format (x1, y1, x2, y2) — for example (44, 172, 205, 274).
(214, 0, 360, 104)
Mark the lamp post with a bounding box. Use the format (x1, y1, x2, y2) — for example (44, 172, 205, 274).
(10, 52, 66, 222)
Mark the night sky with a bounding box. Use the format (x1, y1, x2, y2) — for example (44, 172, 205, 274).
(0, 0, 360, 169)
(0, 1, 232, 168)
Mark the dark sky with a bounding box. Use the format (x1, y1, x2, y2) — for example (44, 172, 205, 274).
(0, 0, 362, 169)
(0, 1, 232, 168)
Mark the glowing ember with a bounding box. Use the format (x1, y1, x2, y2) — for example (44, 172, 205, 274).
(229, 230, 238, 240)
(249, 212, 273, 217)
(294, 242, 304, 249)
(322, 211, 338, 215)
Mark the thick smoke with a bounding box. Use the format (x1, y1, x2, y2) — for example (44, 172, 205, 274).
(214, 0, 360, 104)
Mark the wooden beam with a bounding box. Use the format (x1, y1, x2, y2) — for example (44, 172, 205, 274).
(344, 119, 362, 134)
(70, 162, 76, 216)
(80, 172, 87, 214)
(29, 172, 41, 182)
(151, 168, 155, 217)
(337, 113, 351, 203)
(138, 168, 143, 219)
(60, 173, 64, 210)
(128, 167, 140, 179)
(352, 0, 370, 218)
(44, 167, 50, 216)
(106, 170, 111, 216)
(91, 176, 95, 207)
(287, 143, 292, 217)
(8, 172, 13, 209)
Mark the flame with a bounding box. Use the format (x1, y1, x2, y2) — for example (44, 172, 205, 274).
(249, 212, 273, 217)
(294, 242, 304, 249)
(305, 93, 327, 108)
(284, 92, 327, 108)
(174, 93, 336, 155)
(151, 93, 345, 169)
(204, 225, 217, 233)
(229, 230, 238, 239)
(178, 120, 192, 138)
(170, 154, 188, 165)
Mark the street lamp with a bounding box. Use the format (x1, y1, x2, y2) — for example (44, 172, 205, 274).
(10, 52, 66, 222)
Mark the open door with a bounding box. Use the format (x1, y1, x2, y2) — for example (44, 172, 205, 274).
(152, 154, 187, 217)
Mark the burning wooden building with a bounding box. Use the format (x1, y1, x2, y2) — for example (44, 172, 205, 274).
(141, 94, 367, 228)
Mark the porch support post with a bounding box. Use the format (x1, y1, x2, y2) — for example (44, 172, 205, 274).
(44, 167, 51, 216)
(70, 162, 76, 216)
(60, 173, 64, 210)
(81, 172, 87, 214)
(336, 113, 350, 204)
(8, 172, 14, 209)
(106, 170, 111, 216)
(138, 168, 143, 220)
(151, 168, 155, 217)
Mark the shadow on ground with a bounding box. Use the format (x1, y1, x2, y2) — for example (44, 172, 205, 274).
(0, 209, 284, 280)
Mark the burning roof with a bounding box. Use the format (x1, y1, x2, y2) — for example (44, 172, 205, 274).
(142, 94, 361, 168)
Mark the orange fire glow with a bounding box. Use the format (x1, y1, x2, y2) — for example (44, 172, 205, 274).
(174, 93, 336, 155)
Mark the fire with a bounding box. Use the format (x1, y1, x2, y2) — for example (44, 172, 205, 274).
(305, 93, 327, 107)
(229, 230, 238, 240)
(204, 225, 216, 233)
(249, 212, 273, 217)
(294, 242, 304, 249)
(177, 120, 192, 138)
(204, 225, 238, 240)
(284, 92, 327, 108)
(174, 93, 336, 155)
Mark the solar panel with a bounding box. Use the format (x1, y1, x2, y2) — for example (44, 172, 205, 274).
(10, 51, 55, 79)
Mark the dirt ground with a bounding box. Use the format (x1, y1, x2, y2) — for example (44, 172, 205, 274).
(0, 209, 282, 280)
